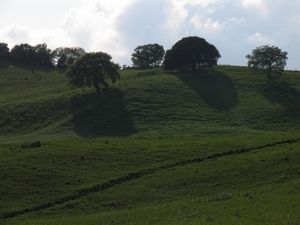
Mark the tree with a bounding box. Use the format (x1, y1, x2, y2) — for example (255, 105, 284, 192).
(52, 47, 85, 69)
(246, 45, 288, 77)
(11, 43, 37, 65)
(0, 43, 11, 62)
(131, 43, 165, 68)
(163, 36, 221, 70)
(34, 43, 53, 67)
(65, 52, 120, 94)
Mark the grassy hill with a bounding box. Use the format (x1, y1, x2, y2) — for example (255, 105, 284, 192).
(1, 62, 300, 224)
(1, 62, 300, 141)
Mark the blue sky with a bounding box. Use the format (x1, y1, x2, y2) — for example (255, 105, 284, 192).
(0, 0, 299, 69)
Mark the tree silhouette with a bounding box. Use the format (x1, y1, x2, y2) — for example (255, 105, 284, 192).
(131, 43, 165, 68)
(52, 47, 86, 69)
(163, 36, 221, 70)
(66, 52, 120, 94)
(0, 43, 10, 62)
(246, 45, 288, 77)
(11, 43, 36, 65)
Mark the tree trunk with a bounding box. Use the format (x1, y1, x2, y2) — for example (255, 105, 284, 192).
(95, 84, 100, 95)
(93, 74, 100, 95)
(267, 67, 272, 78)
(192, 63, 196, 71)
(267, 62, 272, 78)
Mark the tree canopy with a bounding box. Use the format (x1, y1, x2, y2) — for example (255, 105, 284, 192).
(0, 43, 10, 61)
(163, 36, 221, 70)
(34, 43, 53, 67)
(246, 45, 288, 77)
(131, 43, 165, 68)
(65, 52, 120, 94)
(10, 43, 53, 67)
(52, 47, 86, 69)
(11, 43, 37, 65)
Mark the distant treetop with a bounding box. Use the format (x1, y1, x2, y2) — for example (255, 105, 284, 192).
(163, 36, 221, 70)
(0, 43, 10, 62)
(131, 43, 165, 69)
(246, 45, 288, 77)
(65, 52, 120, 95)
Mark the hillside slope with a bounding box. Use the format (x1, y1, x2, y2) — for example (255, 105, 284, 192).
(1, 62, 300, 224)
(1, 62, 300, 140)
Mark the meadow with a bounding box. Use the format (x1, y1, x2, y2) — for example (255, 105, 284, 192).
(0, 62, 300, 224)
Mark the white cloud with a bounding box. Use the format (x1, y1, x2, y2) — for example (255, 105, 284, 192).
(190, 15, 245, 32)
(0, 24, 75, 51)
(239, 0, 268, 17)
(0, 25, 31, 43)
(190, 17, 224, 31)
(246, 32, 274, 45)
(59, 0, 135, 57)
(172, 0, 220, 8)
(0, 0, 300, 68)
(0, 0, 135, 63)
(163, 0, 221, 30)
(226, 17, 245, 24)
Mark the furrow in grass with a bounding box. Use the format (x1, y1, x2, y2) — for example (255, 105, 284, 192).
(2, 137, 299, 219)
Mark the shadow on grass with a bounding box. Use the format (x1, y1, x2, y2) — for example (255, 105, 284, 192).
(259, 79, 300, 113)
(70, 89, 137, 138)
(11, 62, 65, 73)
(0, 61, 10, 69)
(172, 70, 238, 111)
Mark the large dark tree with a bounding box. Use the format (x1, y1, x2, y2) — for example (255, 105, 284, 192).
(131, 43, 165, 68)
(52, 47, 85, 69)
(163, 36, 221, 70)
(34, 43, 53, 67)
(246, 45, 288, 77)
(11, 43, 37, 65)
(65, 52, 120, 94)
(0, 43, 11, 62)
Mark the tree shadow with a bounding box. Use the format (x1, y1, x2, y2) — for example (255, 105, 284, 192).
(0, 61, 9, 69)
(171, 70, 238, 111)
(259, 79, 300, 113)
(11, 62, 63, 73)
(70, 89, 137, 138)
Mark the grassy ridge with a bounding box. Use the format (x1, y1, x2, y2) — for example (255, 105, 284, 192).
(1, 62, 300, 224)
(1, 62, 300, 141)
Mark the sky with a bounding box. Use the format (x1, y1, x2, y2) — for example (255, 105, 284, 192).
(0, 0, 299, 69)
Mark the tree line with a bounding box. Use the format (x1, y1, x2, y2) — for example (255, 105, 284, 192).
(0, 43, 86, 69)
(0, 37, 222, 70)
(0, 36, 289, 94)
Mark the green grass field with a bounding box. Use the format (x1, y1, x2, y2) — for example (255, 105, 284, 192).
(0, 62, 300, 224)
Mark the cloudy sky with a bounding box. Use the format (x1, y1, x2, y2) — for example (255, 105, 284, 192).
(0, 0, 299, 69)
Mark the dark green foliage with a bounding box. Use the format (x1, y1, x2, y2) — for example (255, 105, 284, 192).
(131, 43, 165, 68)
(65, 52, 120, 94)
(0, 43, 10, 61)
(10, 43, 53, 67)
(52, 47, 86, 69)
(34, 43, 53, 67)
(163, 36, 221, 70)
(246, 45, 288, 77)
(11, 43, 37, 65)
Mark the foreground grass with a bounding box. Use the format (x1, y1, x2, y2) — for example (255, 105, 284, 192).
(1, 133, 300, 224)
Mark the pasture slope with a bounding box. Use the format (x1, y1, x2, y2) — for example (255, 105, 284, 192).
(0, 62, 300, 224)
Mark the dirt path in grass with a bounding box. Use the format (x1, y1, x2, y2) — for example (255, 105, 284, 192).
(2, 138, 299, 219)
